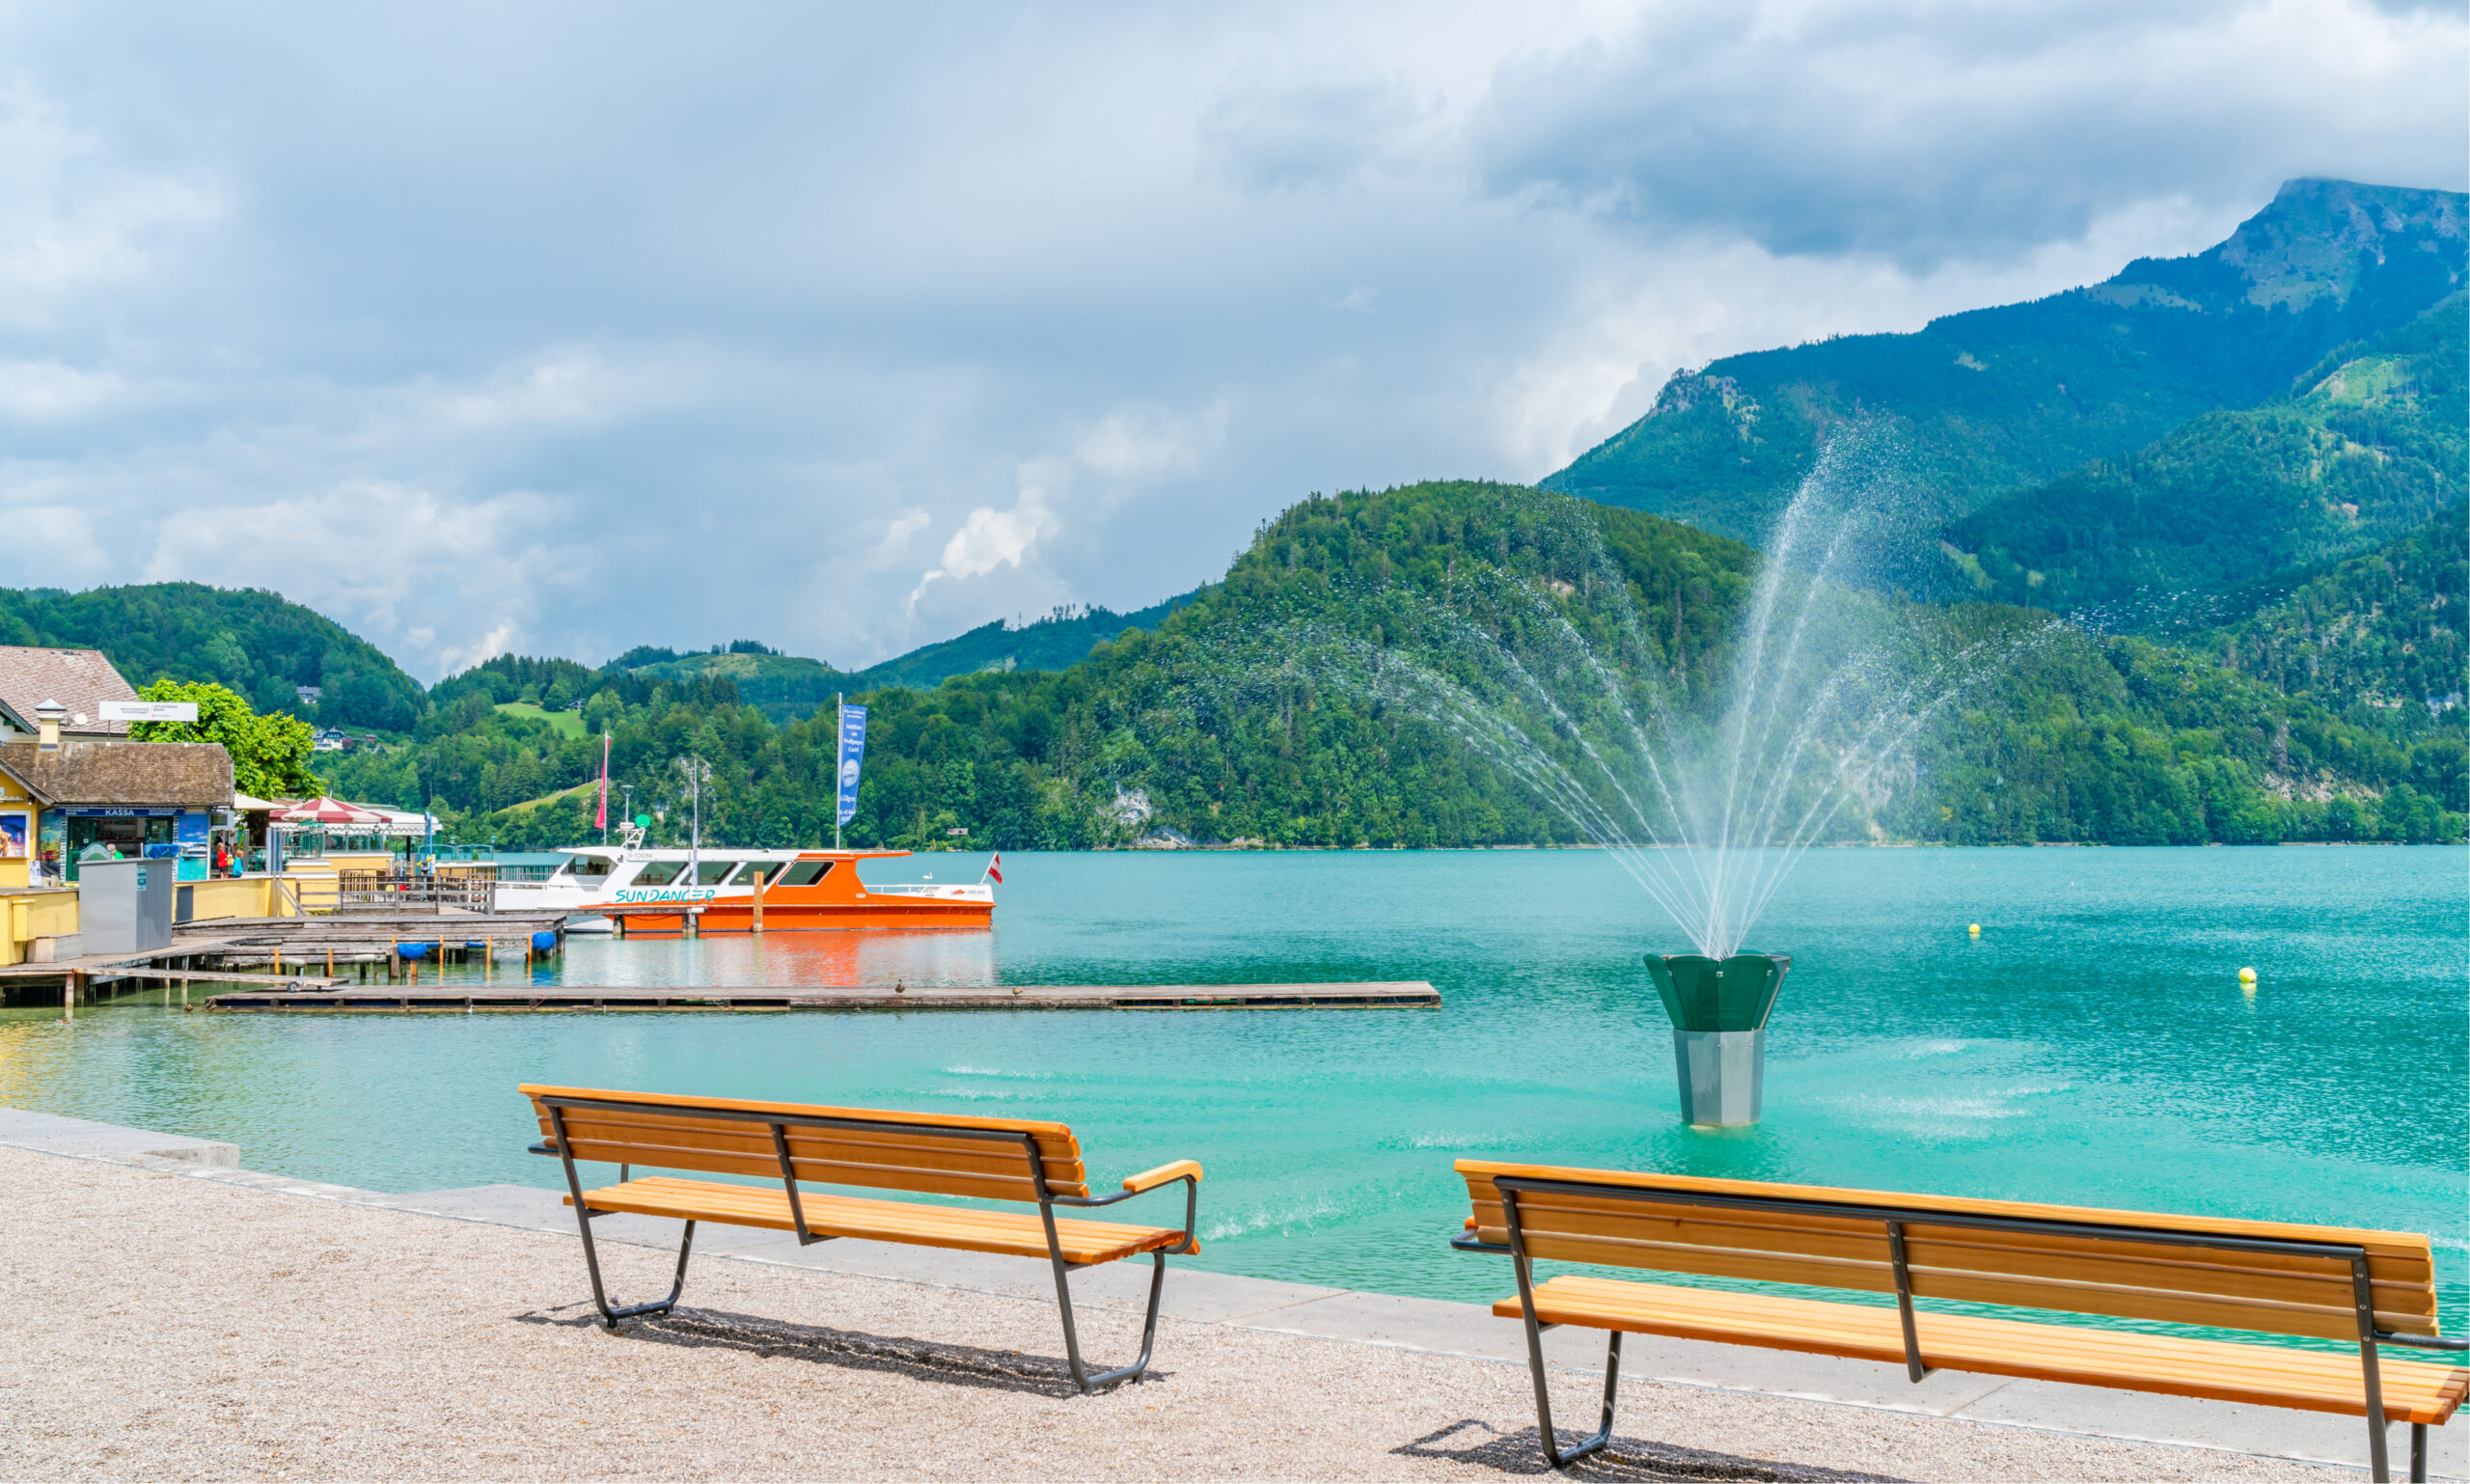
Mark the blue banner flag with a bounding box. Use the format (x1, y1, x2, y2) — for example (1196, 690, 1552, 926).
(837, 703, 867, 827)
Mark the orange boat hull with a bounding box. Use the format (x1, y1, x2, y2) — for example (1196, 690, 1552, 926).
(592, 848, 993, 936)
(615, 899, 993, 935)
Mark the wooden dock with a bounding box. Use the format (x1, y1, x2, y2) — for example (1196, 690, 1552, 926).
(5, 907, 577, 1008)
(202, 980, 1441, 1012)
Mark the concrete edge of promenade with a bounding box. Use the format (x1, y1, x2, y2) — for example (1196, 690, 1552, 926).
(3, 1106, 2457, 1480)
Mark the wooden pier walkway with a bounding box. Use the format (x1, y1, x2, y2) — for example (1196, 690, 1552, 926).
(203, 980, 1441, 1012)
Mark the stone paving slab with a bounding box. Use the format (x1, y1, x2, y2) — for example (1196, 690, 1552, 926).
(0, 1107, 238, 1168)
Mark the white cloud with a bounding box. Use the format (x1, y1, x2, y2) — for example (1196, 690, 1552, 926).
(0, 83, 223, 321)
(138, 481, 589, 678)
(866, 508, 933, 568)
(1466, 0, 2467, 265)
(908, 483, 1057, 611)
(1197, 69, 1437, 193)
(0, 1, 2453, 680)
(0, 359, 141, 421)
(1074, 402, 1226, 480)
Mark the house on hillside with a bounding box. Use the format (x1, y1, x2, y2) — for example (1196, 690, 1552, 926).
(0, 646, 141, 743)
(0, 740, 233, 885)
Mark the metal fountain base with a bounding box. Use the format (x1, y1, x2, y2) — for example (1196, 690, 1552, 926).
(1672, 1028, 1765, 1125)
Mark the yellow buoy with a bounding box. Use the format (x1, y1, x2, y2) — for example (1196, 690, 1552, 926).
(2238, 967, 2257, 984)
(1967, 923, 1981, 937)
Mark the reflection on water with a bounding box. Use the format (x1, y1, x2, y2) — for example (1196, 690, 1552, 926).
(0, 847, 2462, 1315)
(518, 930, 1001, 989)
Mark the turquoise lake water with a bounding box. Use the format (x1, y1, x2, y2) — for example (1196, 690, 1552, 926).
(3, 847, 2463, 1319)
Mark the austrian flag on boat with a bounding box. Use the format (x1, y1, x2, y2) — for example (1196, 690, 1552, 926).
(984, 853, 1002, 885)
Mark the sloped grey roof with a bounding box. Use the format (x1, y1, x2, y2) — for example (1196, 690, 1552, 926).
(0, 741, 233, 808)
(0, 646, 141, 738)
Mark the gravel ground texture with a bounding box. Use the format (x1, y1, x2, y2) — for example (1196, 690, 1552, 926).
(0, 1147, 2352, 1482)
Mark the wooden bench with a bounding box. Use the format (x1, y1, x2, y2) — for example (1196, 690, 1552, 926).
(522, 1085, 1201, 1392)
(1453, 1160, 2466, 1479)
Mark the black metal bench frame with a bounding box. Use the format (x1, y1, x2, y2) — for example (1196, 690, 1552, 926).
(1454, 1173, 2464, 1480)
(532, 1091, 1198, 1393)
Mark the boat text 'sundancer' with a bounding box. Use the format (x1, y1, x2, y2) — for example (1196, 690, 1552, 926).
(497, 846, 993, 933)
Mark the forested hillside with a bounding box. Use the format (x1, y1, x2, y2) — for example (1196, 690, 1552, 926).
(1546, 179, 2467, 543)
(0, 582, 425, 731)
(2196, 504, 2468, 717)
(1941, 293, 2465, 613)
(324, 481, 2465, 850)
(610, 593, 1202, 722)
(843, 592, 1199, 693)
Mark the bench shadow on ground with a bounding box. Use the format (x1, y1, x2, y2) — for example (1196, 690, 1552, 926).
(516, 1302, 1163, 1400)
(1392, 1419, 1907, 1482)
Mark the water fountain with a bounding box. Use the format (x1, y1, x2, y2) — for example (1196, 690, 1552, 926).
(1208, 431, 2052, 1125)
(1645, 951, 1789, 1125)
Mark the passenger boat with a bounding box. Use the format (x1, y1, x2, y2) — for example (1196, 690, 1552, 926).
(495, 843, 994, 934)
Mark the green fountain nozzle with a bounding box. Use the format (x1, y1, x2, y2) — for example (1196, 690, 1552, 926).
(1644, 952, 1791, 1032)
(1645, 952, 1791, 1126)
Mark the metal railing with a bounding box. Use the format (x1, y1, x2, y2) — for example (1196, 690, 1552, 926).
(334, 870, 497, 914)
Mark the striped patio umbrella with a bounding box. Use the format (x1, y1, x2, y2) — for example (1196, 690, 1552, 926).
(274, 796, 385, 825)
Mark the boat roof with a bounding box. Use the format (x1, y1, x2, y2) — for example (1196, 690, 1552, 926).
(550, 845, 913, 860)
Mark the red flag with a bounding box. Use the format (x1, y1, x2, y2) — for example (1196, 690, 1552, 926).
(595, 732, 610, 831)
(985, 852, 1002, 885)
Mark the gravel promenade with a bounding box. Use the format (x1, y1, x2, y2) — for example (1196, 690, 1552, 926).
(0, 1146, 2351, 1481)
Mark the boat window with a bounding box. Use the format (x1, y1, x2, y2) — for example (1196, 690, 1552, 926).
(779, 860, 835, 888)
(737, 861, 784, 885)
(633, 860, 687, 886)
(695, 858, 740, 885)
(566, 855, 615, 880)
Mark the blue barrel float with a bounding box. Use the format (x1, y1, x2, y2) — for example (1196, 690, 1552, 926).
(532, 931, 559, 953)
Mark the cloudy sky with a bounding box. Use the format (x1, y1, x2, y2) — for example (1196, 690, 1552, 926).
(2, 1, 2462, 681)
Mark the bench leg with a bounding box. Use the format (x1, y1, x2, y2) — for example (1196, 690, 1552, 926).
(1521, 1322, 1621, 1470)
(1047, 1250, 1167, 1394)
(573, 1213, 697, 1330)
(2410, 1422, 2426, 1483)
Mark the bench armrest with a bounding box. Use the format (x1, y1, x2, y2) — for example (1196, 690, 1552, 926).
(1051, 1159, 1202, 1254)
(1121, 1159, 1203, 1194)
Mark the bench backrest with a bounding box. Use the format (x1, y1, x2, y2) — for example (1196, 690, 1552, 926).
(1457, 1160, 2441, 1344)
(524, 1085, 1089, 1201)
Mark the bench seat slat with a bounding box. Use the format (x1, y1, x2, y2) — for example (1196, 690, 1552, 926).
(1458, 1163, 2441, 1261)
(550, 1135, 1078, 1202)
(1465, 1201, 2436, 1301)
(521, 1083, 1078, 1139)
(573, 1176, 1190, 1266)
(1469, 1211, 2433, 1317)
(546, 1113, 1087, 1180)
(1476, 1226, 2427, 1343)
(1501, 1276, 2470, 1426)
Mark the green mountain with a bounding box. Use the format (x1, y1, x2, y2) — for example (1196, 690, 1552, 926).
(847, 592, 1199, 692)
(615, 647, 848, 725)
(2196, 503, 2468, 720)
(1940, 292, 2466, 613)
(598, 592, 1200, 722)
(1545, 179, 2468, 543)
(0, 582, 426, 731)
(326, 481, 2465, 852)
